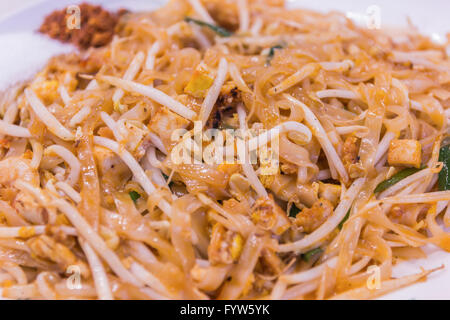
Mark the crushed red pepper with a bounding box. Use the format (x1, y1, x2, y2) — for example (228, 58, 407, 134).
(39, 3, 127, 49)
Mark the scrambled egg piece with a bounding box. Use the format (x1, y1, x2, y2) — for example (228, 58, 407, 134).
(251, 195, 291, 235)
(32, 79, 59, 105)
(208, 223, 243, 265)
(184, 70, 214, 98)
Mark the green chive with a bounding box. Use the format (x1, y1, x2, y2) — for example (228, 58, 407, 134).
(184, 17, 232, 37)
(129, 190, 141, 203)
(338, 208, 351, 230)
(374, 166, 425, 193)
(438, 144, 450, 191)
(288, 204, 301, 218)
(266, 44, 284, 65)
(302, 247, 323, 262)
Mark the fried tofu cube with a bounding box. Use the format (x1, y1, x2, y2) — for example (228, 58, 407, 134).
(388, 139, 422, 168)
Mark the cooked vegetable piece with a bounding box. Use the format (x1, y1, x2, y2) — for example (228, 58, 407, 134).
(266, 45, 284, 65)
(288, 204, 301, 217)
(302, 247, 323, 262)
(129, 190, 141, 203)
(438, 144, 450, 190)
(338, 208, 351, 230)
(184, 17, 232, 37)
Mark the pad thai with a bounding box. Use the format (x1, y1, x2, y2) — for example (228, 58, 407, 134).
(0, 0, 449, 299)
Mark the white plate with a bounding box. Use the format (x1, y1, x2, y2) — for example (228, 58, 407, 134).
(0, 0, 448, 299)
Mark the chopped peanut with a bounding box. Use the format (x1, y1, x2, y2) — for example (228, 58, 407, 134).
(295, 198, 334, 233)
(388, 139, 422, 168)
(251, 195, 291, 235)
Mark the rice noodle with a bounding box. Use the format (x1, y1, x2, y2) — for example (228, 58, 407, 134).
(130, 262, 173, 298)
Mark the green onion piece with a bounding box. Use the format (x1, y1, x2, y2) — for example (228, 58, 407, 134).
(438, 145, 450, 191)
(184, 17, 232, 37)
(288, 204, 301, 218)
(302, 247, 323, 262)
(374, 166, 424, 193)
(266, 44, 284, 65)
(161, 172, 175, 188)
(129, 190, 141, 203)
(268, 45, 283, 58)
(338, 208, 351, 230)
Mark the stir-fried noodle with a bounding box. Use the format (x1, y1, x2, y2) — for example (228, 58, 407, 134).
(0, 0, 449, 299)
